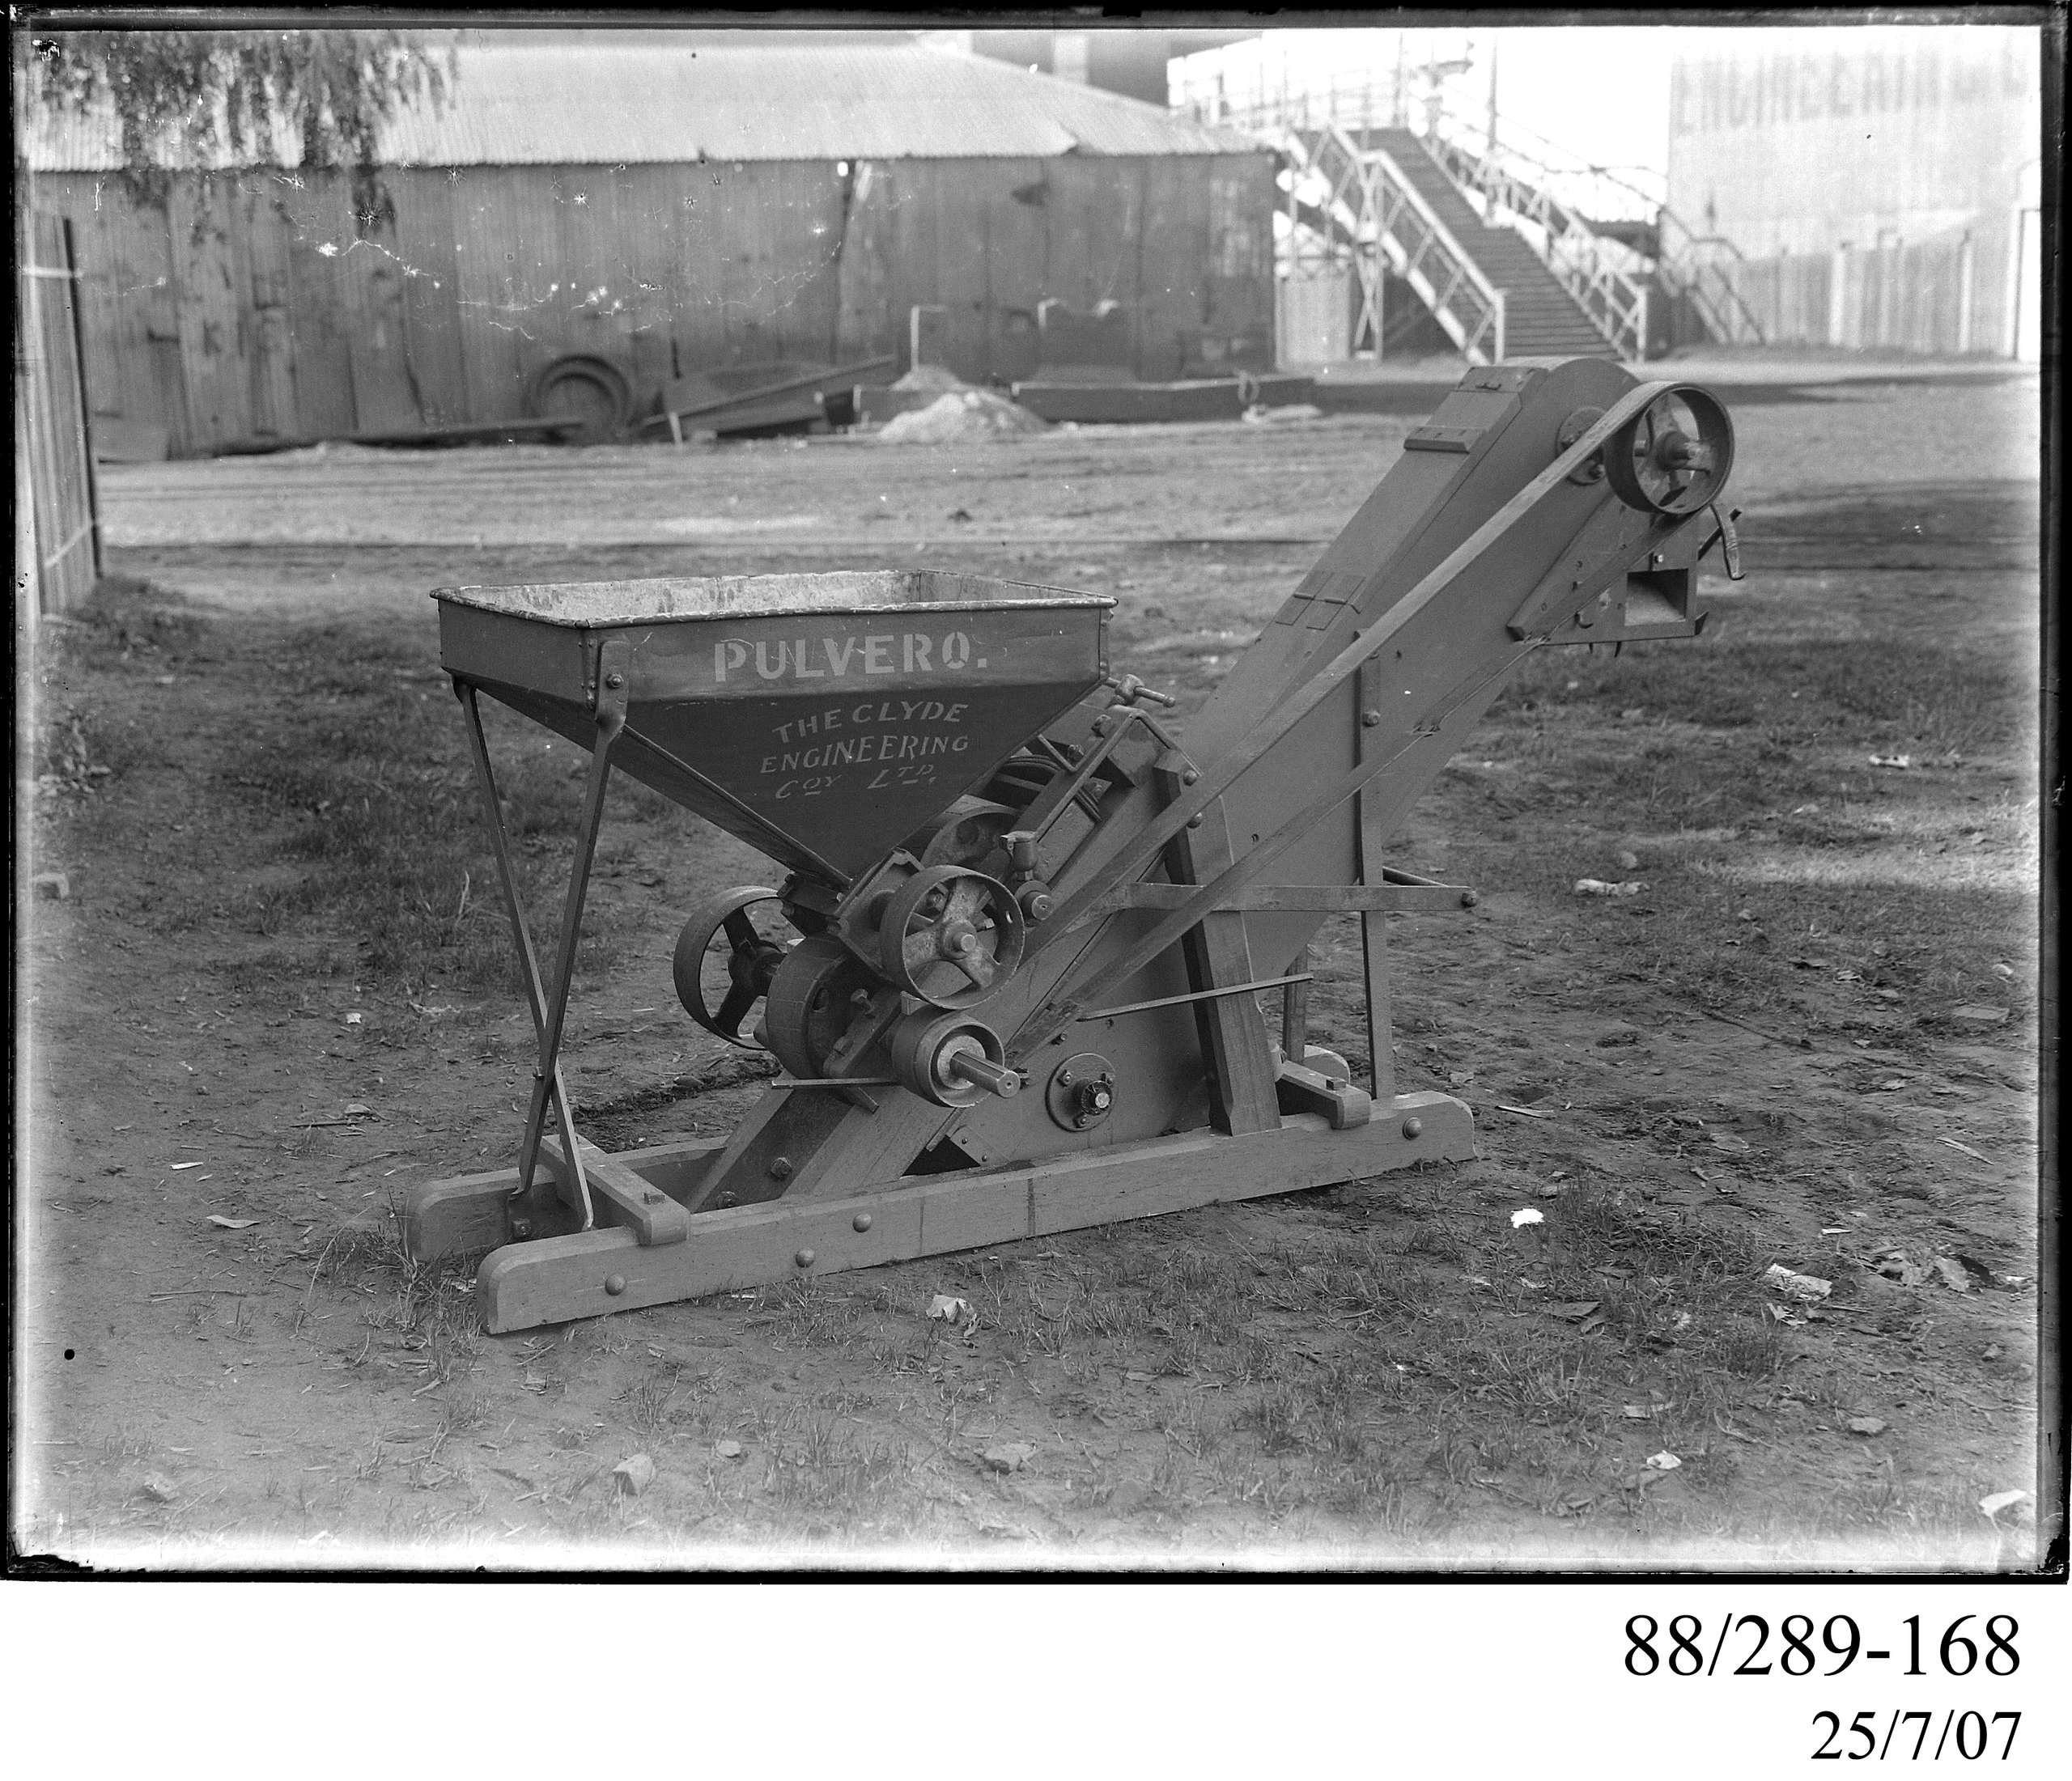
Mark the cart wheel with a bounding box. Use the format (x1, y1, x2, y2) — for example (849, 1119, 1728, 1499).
(673, 886, 786, 1048)
(525, 354, 632, 443)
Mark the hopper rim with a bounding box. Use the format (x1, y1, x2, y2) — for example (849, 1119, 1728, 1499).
(432, 572, 1116, 630)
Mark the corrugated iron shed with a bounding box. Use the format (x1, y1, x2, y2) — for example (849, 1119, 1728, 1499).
(27, 38, 1258, 171)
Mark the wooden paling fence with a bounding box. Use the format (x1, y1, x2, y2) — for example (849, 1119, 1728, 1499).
(17, 212, 102, 618)
(1712, 232, 2004, 357)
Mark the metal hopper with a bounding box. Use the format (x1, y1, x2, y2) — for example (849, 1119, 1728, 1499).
(436, 570, 1113, 881)
(432, 569, 1111, 1241)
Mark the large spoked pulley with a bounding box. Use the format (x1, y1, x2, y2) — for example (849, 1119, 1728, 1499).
(673, 886, 788, 1048)
(762, 933, 883, 1079)
(1606, 385, 1734, 516)
(877, 864, 1026, 1010)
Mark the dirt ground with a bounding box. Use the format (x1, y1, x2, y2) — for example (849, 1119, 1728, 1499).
(15, 363, 2046, 1570)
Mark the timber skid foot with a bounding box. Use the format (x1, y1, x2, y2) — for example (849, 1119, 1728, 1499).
(405, 1092, 1475, 1334)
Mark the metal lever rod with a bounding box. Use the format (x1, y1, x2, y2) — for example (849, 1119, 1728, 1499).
(1034, 380, 1671, 949)
(1703, 502, 1744, 580)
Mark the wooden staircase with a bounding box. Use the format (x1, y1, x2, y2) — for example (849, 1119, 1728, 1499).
(1361, 127, 1615, 358)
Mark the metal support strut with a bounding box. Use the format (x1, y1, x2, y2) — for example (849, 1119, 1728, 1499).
(454, 676, 618, 1234)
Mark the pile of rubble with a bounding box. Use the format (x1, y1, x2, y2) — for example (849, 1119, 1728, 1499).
(876, 386, 1048, 444)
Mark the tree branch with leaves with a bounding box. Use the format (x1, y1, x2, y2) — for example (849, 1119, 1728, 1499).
(30, 28, 456, 225)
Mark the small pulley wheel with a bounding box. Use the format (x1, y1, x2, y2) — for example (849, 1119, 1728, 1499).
(762, 934, 882, 1079)
(890, 1011, 1019, 1108)
(877, 864, 1025, 1010)
(673, 886, 787, 1048)
(916, 799, 1018, 873)
(1606, 385, 1734, 516)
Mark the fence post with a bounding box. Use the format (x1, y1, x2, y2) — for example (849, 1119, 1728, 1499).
(1827, 245, 1851, 348)
(62, 218, 102, 578)
(1956, 233, 1976, 354)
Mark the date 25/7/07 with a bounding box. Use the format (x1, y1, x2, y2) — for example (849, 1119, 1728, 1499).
(1624, 1614, 2020, 1678)
(1811, 1711, 2021, 1762)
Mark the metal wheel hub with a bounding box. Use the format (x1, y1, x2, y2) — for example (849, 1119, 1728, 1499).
(1044, 1051, 1117, 1131)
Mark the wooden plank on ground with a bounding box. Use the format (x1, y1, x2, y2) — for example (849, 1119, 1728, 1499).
(476, 1096, 1474, 1332)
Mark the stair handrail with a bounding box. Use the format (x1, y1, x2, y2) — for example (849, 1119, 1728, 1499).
(1271, 125, 1508, 363)
(1241, 87, 1766, 352)
(1422, 109, 1766, 348)
(1420, 118, 1650, 358)
(1649, 213, 1768, 346)
(1332, 126, 1508, 363)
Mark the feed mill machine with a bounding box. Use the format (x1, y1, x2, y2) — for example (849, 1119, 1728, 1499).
(407, 358, 1741, 1332)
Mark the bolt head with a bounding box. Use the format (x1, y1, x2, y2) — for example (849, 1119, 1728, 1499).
(605, 671, 625, 689)
(1186, 812, 1205, 829)
(769, 1155, 793, 1181)
(1058, 1069, 1074, 1087)
(605, 1274, 626, 1296)
(852, 1211, 873, 1233)
(1361, 709, 1382, 727)
(1181, 768, 1200, 786)
(795, 1248, 816, 1269)
(510, 1218, 532, 1240)
(1401, 1116, 1423, 1139)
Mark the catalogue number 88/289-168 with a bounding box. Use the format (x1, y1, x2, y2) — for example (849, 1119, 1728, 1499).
(1624, 1614, 2019, 1677)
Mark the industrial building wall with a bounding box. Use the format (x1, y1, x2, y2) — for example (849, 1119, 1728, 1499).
(33, 151, 1274, 456)
(1667, 27, 2040, 356)
(832, 153, 1275, 386)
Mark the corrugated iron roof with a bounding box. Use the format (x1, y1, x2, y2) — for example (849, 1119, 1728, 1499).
(25, 38, 1261, 171)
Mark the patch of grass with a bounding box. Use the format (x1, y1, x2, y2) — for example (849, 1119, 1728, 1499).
(53, 579, 678, 994)
(1496, 635, 2028, 755)
(766, 1414, 910, 1514)
(622, 1367, 680, 1440)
